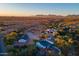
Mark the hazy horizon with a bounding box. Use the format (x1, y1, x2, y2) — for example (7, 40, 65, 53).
(0, 3, 79, 16)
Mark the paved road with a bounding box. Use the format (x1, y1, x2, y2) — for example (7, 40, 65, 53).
(27, 32, 39, 39)
(26, 32, 39, 44)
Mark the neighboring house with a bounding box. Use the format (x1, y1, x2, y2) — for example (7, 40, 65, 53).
(42, 28, 56, 42)
(36, 40, 61, 55)
(45, 28, 57, 33)
(45, 28, 58, 37)
(13, 34, 29, 47)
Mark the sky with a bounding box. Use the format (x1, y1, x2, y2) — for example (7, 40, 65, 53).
(0, 3, 79, 16)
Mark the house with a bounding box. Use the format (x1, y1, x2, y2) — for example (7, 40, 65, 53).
(36, 40, 61, 55)
(40, 28, 56, 42)
(13, 34, 29, 47)
(45, 28, 58, 36)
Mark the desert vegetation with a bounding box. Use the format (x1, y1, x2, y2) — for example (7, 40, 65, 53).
(0, 15, 79, 56)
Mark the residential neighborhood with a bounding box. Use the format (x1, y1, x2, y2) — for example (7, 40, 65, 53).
(0, 3, 79, 56)
(0, 16, 79, 56)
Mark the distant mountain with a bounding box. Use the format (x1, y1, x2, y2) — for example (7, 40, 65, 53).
(35, 14, 64, 18)
(0, 15, 79, 26)
(0, 15, 64, 22)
